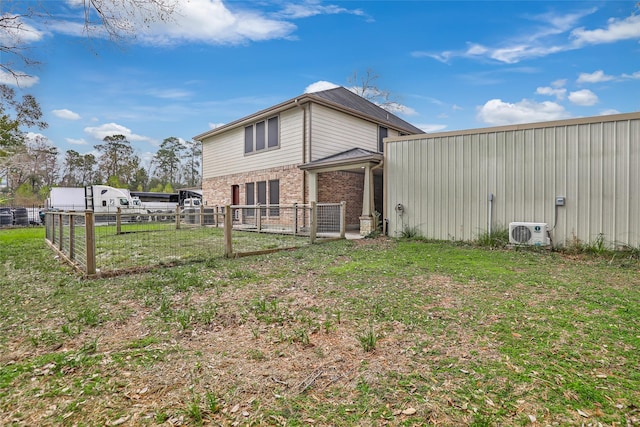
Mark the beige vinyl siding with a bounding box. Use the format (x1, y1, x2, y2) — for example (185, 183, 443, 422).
(202, 108, 304, 179)
(310, 104, 378, 160)
(385, 113, 640, 247)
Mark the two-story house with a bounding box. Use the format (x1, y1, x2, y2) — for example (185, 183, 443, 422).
(193, 86, 423, 235)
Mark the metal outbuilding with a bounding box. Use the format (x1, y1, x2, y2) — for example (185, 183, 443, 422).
(384, 112, 640, 248)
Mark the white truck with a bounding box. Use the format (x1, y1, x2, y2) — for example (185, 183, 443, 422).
(47, 185, 147, 216)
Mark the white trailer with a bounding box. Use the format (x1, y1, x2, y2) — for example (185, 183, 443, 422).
(47, 185, 147, 215)
(46, 187, 87, 211)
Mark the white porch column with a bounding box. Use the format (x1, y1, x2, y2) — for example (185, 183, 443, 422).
(361, 164, 371, 217)
(308, 171, 318, 203)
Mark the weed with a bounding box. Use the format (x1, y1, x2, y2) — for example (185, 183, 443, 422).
(357, 326, 378, 352)
(475, 225, 509, 248)
(293, 328, 310, 346)
(400, 225, 422, 239)
(248, 349, 266, 361)
(155, 411, 170, 423)
(176, 309, 193, 330)
(205, 391, 220, 414)
(61, 324, 81, 337)
(185, 398, 202, 425)
(127, 336, 160, 349)
(77, 308, 101, 327)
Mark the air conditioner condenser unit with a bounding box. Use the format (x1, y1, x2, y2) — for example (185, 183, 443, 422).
(509, 222, 550, 246)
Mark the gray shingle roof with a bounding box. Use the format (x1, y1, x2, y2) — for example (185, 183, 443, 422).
(194, 85, 424, 140)
(307, 87, 424, 134)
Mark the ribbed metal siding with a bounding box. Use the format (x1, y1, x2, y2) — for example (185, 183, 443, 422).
(385, 115, 640, 247)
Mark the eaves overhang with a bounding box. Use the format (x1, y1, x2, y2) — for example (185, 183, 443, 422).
(298, 148, 383, 172)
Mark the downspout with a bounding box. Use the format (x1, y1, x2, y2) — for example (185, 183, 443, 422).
(295, 99, 307, 204)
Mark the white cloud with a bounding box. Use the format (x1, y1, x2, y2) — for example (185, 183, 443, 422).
(0, 70, 39, 87)
(568, 89, 598, 106)
(66, 137, 89, 145)
(276, 3, 365, 19)
(622, 71, 640, 80)
(208, 122, 226, 129)
(384, 102, 418, 116)
(416, 124, 447, 133)
(54, 0, 365, 46)
(84, 123, 153, 143)
(414, 9, 593, 64)
(305, 81, 339, 93)
(51, 0, 296, 45)
(145, 88, 192, 99)
(536, 86, 567, 100)
(572, 14, 640, 44)
(577, 70, 615, 84)
(599, 109, 621, 116)
(477, 99, 570, 126)
(0, 14, 44, 45)
(416, 9, 640, 65)
(52, 109, 81, 120)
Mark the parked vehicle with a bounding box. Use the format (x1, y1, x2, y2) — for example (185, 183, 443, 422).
(46, 185, 148, 220)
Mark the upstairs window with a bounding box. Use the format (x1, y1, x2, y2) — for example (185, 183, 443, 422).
(378, 126, 388, 152)
(244, 116, 279, 154)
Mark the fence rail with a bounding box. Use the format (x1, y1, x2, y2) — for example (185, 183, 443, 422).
(44, 202, 345, 277)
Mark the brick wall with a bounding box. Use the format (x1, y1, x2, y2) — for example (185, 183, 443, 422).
(203, 167, 366, 229)
(202, 164, 305, 207)
(317, 171, 363, 227)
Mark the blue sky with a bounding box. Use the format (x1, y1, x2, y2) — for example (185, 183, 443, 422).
(3, 0, 640, 166)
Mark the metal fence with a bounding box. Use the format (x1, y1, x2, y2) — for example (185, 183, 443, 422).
(44, 202, 346, 277)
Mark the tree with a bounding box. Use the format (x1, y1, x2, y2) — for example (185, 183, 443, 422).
(0, 85, 47, 154)
(95, 134, 140, 188)
(182, 139, 202, 188)
(1, 1, 178, 81)
(5, 134, 58, 196)
(61, 149, 97, 187)
(152, 136, 184, 188)
(347, 69, 402, 112)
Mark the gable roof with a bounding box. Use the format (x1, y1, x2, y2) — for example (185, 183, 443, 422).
(193, 86, 424, 140)
(307, 87, 424, 134)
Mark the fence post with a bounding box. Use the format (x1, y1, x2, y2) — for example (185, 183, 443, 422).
(49, 212, 55, 244)
(310, 201, 317, 244)
(69, 212, 75, 260)
(256, 203, 262, 232)
(200, 203, 205, 226)
(85, 210, 96, 276)
(224, 205, 233, 257)
(293, 203, 298, 236)
(175, 205, 181, 229)
(340, 201, 346, 239)
(58, 213, 64, 251)
(116, 207, 122, 234)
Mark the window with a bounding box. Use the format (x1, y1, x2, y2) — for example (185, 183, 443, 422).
(245, 182, 255, 216)
(244, 180, 280, 217)
(244, 126, 253, 154)
(268, 117, 279, 148)
(255, 121, 266, 151)
(378, 126, 388, 152)
(244, 116, 279, 154)
(269, 179, 279, 216)
(257, 181, 267, 216)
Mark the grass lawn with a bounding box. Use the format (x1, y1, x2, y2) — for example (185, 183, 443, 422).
(1, 227, 639, 426)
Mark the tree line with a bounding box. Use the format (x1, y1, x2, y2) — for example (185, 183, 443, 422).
(1, 84, 201, 205)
